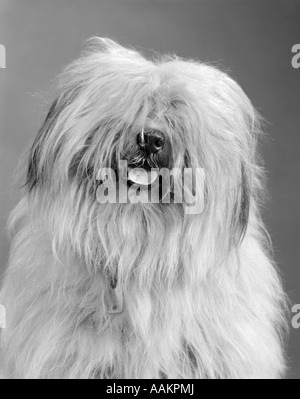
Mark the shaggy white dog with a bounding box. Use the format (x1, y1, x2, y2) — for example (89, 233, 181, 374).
(0, 38, 287, 379)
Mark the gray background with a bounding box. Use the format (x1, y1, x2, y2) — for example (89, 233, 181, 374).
(0, 0, 299, 378)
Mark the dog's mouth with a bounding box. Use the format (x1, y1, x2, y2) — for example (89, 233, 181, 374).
(121, 137, 172, 188)
(96, 151, 194, 207)
(126, 162, 159, 187)
(96, 133, 179, 203)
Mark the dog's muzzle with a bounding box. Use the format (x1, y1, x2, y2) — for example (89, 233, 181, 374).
(124, 129, 170, 187)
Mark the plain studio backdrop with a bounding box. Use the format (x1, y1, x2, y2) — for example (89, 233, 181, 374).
(0, 0, 299, 378)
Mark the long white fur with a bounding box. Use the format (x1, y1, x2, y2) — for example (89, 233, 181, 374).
(0, 38, 287, 378)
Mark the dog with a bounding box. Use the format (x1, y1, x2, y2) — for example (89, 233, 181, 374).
(0, 38, 288, 379)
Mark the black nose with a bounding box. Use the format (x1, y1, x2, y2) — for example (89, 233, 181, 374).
(137, 130, 165, 154)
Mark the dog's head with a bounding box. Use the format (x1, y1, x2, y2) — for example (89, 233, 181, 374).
(25, 38, 263, 282)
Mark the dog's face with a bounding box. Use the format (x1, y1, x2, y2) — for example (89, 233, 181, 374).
(106, 119, 174, 198)
(25, 38, 262, 283)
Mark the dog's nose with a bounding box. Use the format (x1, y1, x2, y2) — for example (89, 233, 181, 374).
(137, 130, 165, 154)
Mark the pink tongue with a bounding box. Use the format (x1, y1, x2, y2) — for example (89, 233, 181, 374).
(128, 168, 158, 185)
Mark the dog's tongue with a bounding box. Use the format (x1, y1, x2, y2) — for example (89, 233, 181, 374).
(128, 168, 158, 186)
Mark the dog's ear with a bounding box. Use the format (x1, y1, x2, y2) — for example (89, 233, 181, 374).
(233, 162, 251, 245)
(26, 98, 59, 191)
(209, 72, 260, 247)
